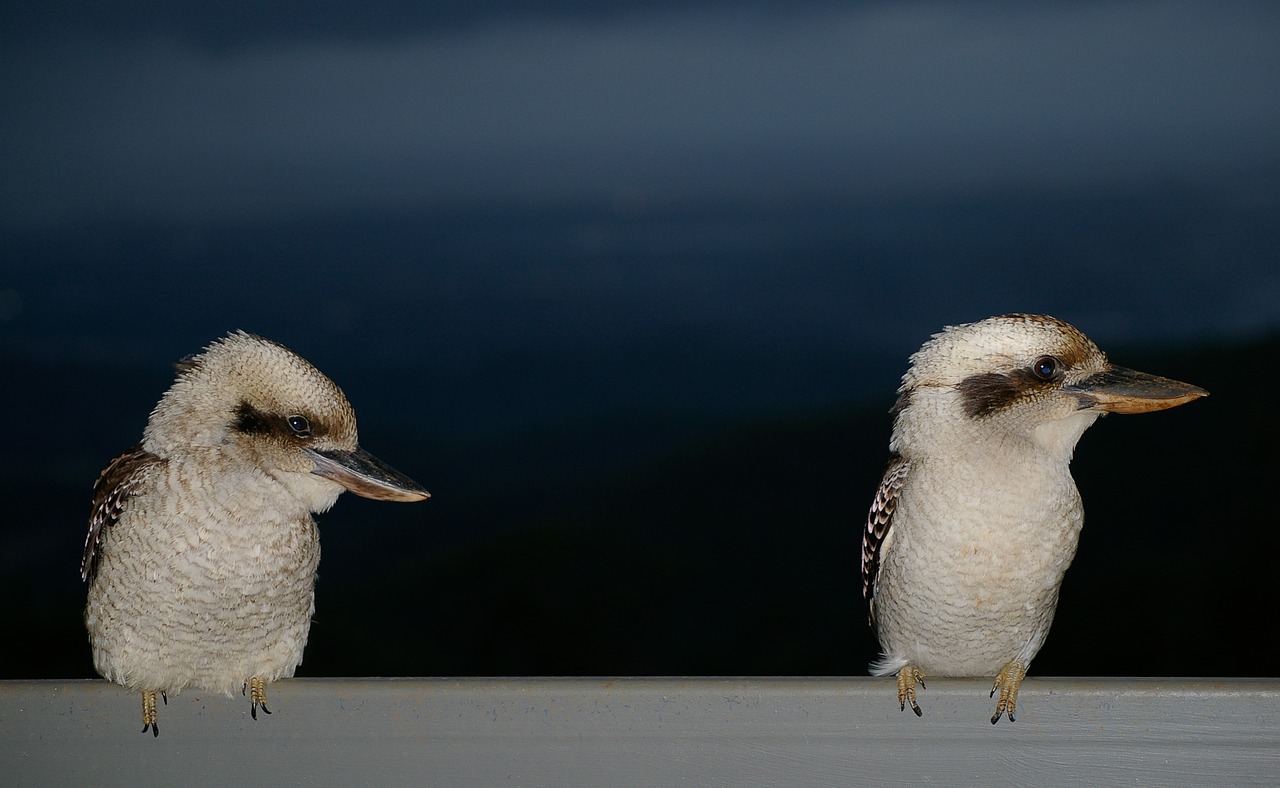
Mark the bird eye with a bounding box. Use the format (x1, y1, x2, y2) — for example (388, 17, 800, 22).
(286, 415, 312, 437)
(1032, 356, 1059, 381)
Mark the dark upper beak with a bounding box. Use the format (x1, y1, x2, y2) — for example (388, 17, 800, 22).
(1066, 365, 1208, 414)
(306, 446, 430, 502)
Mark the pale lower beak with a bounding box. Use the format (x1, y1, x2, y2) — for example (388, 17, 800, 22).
(306, 446, 430, 502)
(1067, 365, 1208, 414)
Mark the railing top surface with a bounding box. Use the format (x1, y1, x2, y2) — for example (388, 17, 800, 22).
(3, 677, 1278, 786)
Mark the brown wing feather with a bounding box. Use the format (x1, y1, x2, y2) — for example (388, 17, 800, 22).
(862, 452, 909, 626)
(82, 446, 164, 583)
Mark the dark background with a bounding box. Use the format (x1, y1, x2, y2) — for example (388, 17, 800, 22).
(2, 1, 1277, 680)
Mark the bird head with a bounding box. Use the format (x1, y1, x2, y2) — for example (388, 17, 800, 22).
(891, 313, 1207, 459)
(143, 331, 429, 512)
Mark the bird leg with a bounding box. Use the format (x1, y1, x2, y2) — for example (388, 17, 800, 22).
(141, 690, 160, 737)
(990, 660, 1027, 724)
(248, 676, 272, 720)
(896, 665, 926, 716)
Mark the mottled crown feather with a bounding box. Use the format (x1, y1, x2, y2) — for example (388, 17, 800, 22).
(143, 330, 358, 453)
(899, 313, 1106, 394)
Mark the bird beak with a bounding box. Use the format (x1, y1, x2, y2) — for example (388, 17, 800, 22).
(1067, 366, 1208, 414)
(306, 447, 431, 502)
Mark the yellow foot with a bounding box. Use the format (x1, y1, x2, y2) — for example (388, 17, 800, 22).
(141, 689, 160, 737)
(990, 661, 1027, 724)
(896, 665, 926, 717)
(247, 676, 272, 721)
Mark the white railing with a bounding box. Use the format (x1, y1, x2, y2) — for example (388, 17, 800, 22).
(3, 678, 1277, 785)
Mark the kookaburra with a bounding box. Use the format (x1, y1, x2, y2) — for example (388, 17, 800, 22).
(861, 314, 1206, 723)
(83, 331, 429, 736)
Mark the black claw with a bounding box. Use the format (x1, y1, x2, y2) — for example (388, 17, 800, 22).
(251, 703, 257, 721)
(260, 704, 271, 716)
(911, 703, 923, 718)
(143, 722, 160, 737)
(161, 691, 168, 705)
(991, 714, 1000, 725)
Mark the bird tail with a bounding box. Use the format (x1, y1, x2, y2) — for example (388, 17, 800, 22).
(869, 653, 908, 677)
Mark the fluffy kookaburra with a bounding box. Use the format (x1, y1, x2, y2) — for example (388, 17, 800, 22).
(861, 314, 1206, 723)
(82, 331, 429, 736)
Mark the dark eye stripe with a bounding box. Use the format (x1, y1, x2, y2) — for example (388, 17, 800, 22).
(233, 401, 323, 440)
(232, 401, 273, 435)
(956, 362, 1065, 419)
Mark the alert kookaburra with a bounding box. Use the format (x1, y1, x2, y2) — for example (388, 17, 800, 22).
(862, 313, 1206, 723)
(83, 331, 429, 735)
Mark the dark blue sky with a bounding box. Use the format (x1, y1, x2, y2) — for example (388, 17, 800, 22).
(2, 0, 1279, 378)
(4, 1, 1278, 225)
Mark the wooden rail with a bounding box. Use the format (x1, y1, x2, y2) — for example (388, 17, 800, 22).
(2, 678, 1277, 786)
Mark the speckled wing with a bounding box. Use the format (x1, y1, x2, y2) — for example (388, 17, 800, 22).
(81, 445, 164, 583)
(862, 452, 909, 627)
